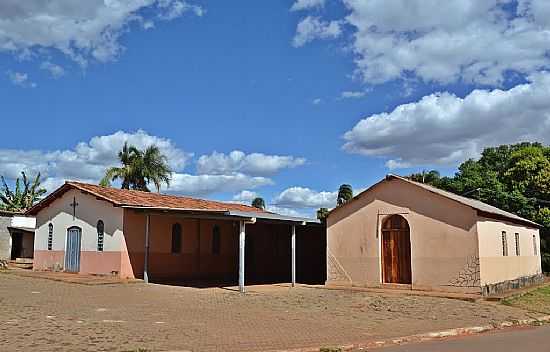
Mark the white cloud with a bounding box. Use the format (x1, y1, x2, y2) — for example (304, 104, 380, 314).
(232, 190, 259, 202)
(312, 98, 322, 105)
(6, 71, 36, 88)
(40, 62, 65, 78)
(340, 90, 366, 99)
(290, 0, 325, 12)
(294, 0, 550, 85)
(0, 130, 192, 192)
(292, 16, 342, 47)
(169, 173, 272, 196)
(343, 72, 550, 168)
(266, 205, 311, 218)
(157, 0, 204, 20)
(385, 160, 412, 170)
(273, 186, 337, 209)
(0, 130, 305, 197)
(0, 0, 204, 66)
(196, 151, 306, 176)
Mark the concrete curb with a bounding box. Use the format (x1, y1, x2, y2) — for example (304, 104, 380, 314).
(267, 315, 550, 352)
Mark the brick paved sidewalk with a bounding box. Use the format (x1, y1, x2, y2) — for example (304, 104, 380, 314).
(0, 272, 541, 352)
(6, 268, 140, 285)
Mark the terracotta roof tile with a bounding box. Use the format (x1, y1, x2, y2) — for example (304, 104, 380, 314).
(27, 181, 266, 215)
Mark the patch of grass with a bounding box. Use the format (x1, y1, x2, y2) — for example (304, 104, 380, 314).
(503, 285, 550, 314)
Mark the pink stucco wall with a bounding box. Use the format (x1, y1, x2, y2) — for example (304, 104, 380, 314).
(327, 178, 480, 293)
(121, 209, 239, 280)
(34, 250, 64, 270)
(34, 250, 121, 275)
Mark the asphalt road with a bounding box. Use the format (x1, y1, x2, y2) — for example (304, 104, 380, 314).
(379, 325, 550, 352)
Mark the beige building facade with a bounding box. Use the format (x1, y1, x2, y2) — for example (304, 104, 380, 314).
(327, 175, 543, 295)
(29, 182, 325, 291)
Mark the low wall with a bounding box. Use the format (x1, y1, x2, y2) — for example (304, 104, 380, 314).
(481, 273, 545, 296)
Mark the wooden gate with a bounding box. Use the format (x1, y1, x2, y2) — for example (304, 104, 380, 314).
(382, 215, 411, 284)
(64, 227, 82, 273)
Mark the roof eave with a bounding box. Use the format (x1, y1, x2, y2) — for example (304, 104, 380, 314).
(476, 210, 542, 229)
(228, 210, 321, 224)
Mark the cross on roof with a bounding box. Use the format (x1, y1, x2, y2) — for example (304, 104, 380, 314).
(70, 196, 79, 220)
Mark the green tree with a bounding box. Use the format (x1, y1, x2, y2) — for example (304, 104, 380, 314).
(100, 142, 172, 192)
(412, 142, 550, 272)
(0, 172, 47, 212)
(317, 207, 329, 221)
(408, 170, 441, 185)
(505, 146, 550, 198)
(337, 184, 353, 206)
(251, 197, 266, 210)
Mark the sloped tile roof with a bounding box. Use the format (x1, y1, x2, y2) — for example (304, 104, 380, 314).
(329, 174, 540, 228)
(388, 175, 540, 227)
(27, 181, 266, 215)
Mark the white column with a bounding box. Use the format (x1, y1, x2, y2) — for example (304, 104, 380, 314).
(291, 225, 296, 287)
(239, 220, 246, 293)
(144, 214, 150, 284)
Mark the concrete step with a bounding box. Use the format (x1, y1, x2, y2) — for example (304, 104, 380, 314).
(9, 259, 33, 269)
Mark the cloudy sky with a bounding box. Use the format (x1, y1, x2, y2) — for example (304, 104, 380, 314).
(1, 0, 550, 217)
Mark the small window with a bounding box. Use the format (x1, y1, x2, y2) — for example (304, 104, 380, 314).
(533, 235, 538, 256)
(502, 231, 508, 256)
(47, 223, 53, 251)
(97, 220, 105, 252)
(515, 233, 520, 256)
(171, 223, 182, 254)
(212, 225, 221, 255)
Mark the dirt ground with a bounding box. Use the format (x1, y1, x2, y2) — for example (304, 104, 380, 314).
(0, 272, 541, 352)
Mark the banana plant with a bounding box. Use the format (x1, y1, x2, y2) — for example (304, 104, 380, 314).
(0, 172, 47, 212)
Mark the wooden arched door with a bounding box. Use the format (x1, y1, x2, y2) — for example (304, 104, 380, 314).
(382, 215, 411, 284)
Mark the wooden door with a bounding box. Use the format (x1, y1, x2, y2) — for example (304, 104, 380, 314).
(382, 215, 411, 284)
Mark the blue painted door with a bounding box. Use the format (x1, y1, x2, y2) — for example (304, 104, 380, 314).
(64, 227, 81, 273)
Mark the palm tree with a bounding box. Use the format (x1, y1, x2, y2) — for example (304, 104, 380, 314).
(337, 184, 353, 206)
(251, 197, 266, 210)
(0, 172, 47, 212)
(100, 143, 137, 190)
(100, 142, 172, 192)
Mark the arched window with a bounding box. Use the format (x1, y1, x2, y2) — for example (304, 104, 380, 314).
(47, 223, 53, 251)
(97, 220, 105, 252)
(212, 225, 221, 255)
(171, 223, 182, 254)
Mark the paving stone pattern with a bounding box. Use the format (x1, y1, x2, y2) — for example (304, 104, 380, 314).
(0, 273, 539, 352)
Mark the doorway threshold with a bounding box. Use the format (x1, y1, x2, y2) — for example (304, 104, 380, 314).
(381, 283, 412, 290)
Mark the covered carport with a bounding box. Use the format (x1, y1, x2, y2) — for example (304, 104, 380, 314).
(132, 208, 325, 292)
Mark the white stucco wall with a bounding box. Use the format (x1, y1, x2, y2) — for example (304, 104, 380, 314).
(34, 189, 124, 252)
(477, 217, 542, 285)
(11, 216, 36, 229)
(0, 214, 12, 260)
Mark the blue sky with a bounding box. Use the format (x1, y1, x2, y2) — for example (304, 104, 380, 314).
(1, 0, 550, 217)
